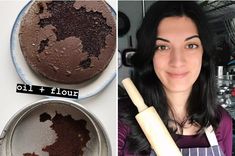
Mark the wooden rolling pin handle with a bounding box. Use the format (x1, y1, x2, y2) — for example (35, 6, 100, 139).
(122, 78, 148, 112)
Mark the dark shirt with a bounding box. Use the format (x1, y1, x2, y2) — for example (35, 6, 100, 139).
(118, 106, 233, 156)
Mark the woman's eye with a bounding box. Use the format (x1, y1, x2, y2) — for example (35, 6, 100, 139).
(156, 45, 169, 51)
(186, 44, 198, 49)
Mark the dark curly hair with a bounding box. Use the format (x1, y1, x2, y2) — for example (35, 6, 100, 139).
(119, 1, 220, 154)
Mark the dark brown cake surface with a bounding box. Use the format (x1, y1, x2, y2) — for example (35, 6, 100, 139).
(41, 112, 90, 156)
(19, 0, 116, 84)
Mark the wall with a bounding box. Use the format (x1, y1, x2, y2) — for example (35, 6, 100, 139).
(118, 1, 155, 84)
(118, 1, 142, 84)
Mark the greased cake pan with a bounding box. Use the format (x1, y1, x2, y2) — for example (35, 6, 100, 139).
(0, 99, 111, 156)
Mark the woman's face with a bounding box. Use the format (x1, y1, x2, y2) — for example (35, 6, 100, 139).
(153, 16, 203, 94)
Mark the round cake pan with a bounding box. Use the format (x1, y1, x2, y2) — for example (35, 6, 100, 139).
(0, 99, 111, 156)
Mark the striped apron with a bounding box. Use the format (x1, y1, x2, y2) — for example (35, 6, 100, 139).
(150, 125, 225, 156)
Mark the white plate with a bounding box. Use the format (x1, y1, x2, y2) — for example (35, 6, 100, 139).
(10, 1, 116, 100)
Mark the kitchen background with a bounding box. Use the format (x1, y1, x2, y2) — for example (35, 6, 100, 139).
(118, 1, 235, 155)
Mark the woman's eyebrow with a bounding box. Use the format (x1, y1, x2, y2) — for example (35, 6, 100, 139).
(156, 35, 200, 42)
(185, 35, 199, 41)
(156, 37, 169, 42)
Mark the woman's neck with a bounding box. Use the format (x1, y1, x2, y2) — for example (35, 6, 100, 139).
(164, 88, 201, 135)
(165, 89, 191, 122)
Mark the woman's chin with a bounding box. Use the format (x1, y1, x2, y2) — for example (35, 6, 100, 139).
(164, 85, 192, 93)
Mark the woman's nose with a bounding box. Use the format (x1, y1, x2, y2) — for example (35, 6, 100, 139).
(168, 48, 186, 67)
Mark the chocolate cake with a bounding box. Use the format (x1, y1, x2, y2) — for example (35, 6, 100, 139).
(19, 0, 116, 84)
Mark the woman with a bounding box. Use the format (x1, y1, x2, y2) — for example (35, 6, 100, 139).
(118, 1, 233, 156)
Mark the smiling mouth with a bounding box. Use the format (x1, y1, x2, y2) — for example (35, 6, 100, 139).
(167, 72, 189, 78)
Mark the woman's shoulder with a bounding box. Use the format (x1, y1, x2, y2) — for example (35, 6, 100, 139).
(118, 97, 132, 155)
(217, 105, 232, 125)
(215, 106, 233, 156)
(215, 105, 233, 135)
(118, 120, 130, 135)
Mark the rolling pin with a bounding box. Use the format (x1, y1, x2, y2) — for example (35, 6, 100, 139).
(122, 78, 182, 156)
